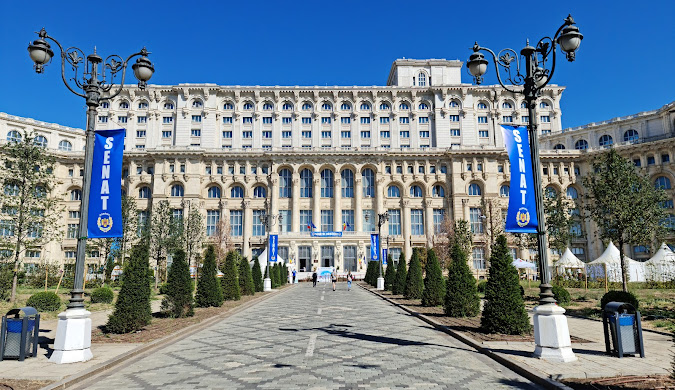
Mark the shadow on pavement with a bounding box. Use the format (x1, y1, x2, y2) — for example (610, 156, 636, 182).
(498, 378, 540, 389)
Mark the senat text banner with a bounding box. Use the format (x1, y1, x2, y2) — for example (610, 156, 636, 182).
(501, 125, 538, 233)
(88, 129, 125, 238)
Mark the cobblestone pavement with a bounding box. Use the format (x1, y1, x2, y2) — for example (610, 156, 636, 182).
(81, 283, 537, 390)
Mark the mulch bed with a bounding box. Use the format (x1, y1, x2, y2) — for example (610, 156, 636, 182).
(92, 291, 275, 344)
(562, 375, 675, 390)
(0, 380, 53, 390)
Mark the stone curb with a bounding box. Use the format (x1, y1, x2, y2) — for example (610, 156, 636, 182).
(359, 284, 573, 390)
(43, 285, 295, 390)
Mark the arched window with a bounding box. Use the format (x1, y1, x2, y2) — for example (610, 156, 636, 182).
(399, 102, 409, 110)
(243, 102, 254, 110)
(171, 184, 184, 197)
(387, 185, 400, 198)
(320, 169, 334, 198)
(624, 129, 639, 142)
(302, 102, 312, 111)
(70, 189, 82, 201)
(362, 168, 374, 198)
(262, 103, 273, 111)
(432, 185, 445, 197)
(4, 183, 19, 196)
(410, 185, 423, 198)
(566, 186, 579, 199)
(500, 185, 510, 197)
(34, 185, 46, 198)
(417, 72, 426, 86)
(34, 135, 48, 148)
(655, 176, 672, 190)
(360, 103, 371, 111)
(340, 103, 352, 111)
(599, 134, 613, 147)
(6, 131, 21, 143)
(119, 101, 129, 109)
(418, 103, 429, 110)
(521, 102, 528, 108)
(138, 186, 151, 199)
(163, 102, 174, 110)
(448, 101, 459, 108)
(223, 102, 234, 110)
(341, 169, 354, 198)
(192, 100, 203, 108)
(230, 185, 244, 198)
(662, 214, 675, 230)
(253, 186, 266, 198)
(539, 102, 550, 109)
(379, 102, 390, 110)
(477, 102, 488, 109)
(138, 101, 148, 109)
(468, 183, 481, 196)
(300, 169, 312, 198)
(279, 169, 292, 198)
(545, 186, 558, 198)
(574, 139, 588, 150)
(58, 140, 72, 151)
(502, 102, 513, 109)
(282, 102, 293, 111)
(553, 144, 566, 150)
(321, 103, 332, 111)
(207, 186, 221, 198)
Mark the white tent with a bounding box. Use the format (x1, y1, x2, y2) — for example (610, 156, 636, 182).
(587, 241, 646, 282)
(512, 258, 537, 269)
(645, 243, 675, 282)
(552, 247, 586, 277)
(256, 248, 287, 277)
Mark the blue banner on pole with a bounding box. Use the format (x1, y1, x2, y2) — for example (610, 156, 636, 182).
(501, 125, 538, 233)
(269, 234, 279, 262)
(382, 248, 388, 265)
(88, 129, 125, 238)
(370, 234, 379, 261)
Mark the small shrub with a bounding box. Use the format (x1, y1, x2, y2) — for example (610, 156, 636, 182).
(158, 283, 169, 295)
(422, 249, 445, 307)
(26, 291, 61, 312)
(392, 252, 407, 295)
(90, 287, 114, 304)
(405, 249, 424, 299)
(221, 251, 241, 301)
(383, 255, 396, 291)
(252, 257, 263, 292)
(238, 256, 255, 296)
(444, 243, 480, 317)
(551, 285, 570, 306)
(0, 265, 13, 301)
(476, 280, 487, 294)
(195, 246, 223, 308)
(600, 290, 639, 310)
(106, 243, 152, 334)
(160, 249, 194, 318)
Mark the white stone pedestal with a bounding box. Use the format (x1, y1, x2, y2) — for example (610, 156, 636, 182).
(533, 303, 577, 362)
(49, 308, 93, 364)
(263, 277, 272, 292)
(376, 277, 385, 290)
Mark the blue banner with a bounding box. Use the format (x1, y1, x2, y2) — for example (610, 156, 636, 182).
(269, 234, 278, 262)
(502, 125, 538, 233)
(88, 129, 125, 238)
(382, 249, 388, 265)
(311, 231, 342, 238)
(370, 234, 379, 261)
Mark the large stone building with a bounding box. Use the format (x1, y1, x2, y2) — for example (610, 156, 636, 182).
(1, 58, 673, 277)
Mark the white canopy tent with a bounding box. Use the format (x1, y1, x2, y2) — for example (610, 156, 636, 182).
(552, 247, 586, 277)
(645, 243, 675, 282)
(587, 241, 646, 282)
(512, 258, 537, 269)
(256, 248, 287, 277)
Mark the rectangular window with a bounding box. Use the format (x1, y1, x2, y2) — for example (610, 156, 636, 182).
(419, 117, 429, 124)
(433, 209, 445, 234)
(648, 156, 655, 165)
(191, 129, 201, 137)
(191, 115, 202, 123)
(321, 131, 331, 139)
(300, 210, 313, 232)
(69, 210, 80, 219)
(479, 130, 489, 138)
(341, 117, 351, 124)
(302, 117, 312, 124)
(252, 210, 266, 236)
(134, 130, 146, 138)
(222, 131, 232, 138)
(172, 209, 183, 221)
(206, 210, 220, 237)
(542, 129, 551, 135)
(223, 116, 233, 124)
(540, 116, 551, 123)
(243, 131, 253, 139)
(230, 210, 243, 236)
(341, 131, 351, 138)
(388, 209, 401, 235)
(98, 116, 108, 123)
(262, 131, 272, 139)
(118, 116, 128, 123)
(360, 117, 371, 124)
(363, 210, 375, 232)
(400, 131, 410, 138)
(477, 116, 488, 124)
(522, 116, 530, 123)
(262, 117, 273, 124)
(282, 131, 292, 138)
(502, 116, 513, 123)
(279, 210, 292, 232)
(162, 117, 173, 124)
(243, 117, 253, 124)
(380, 117, 390, 124)
(321, 210, 333, 231)
(298, 246, 312, 271)
(67, 223, 78, 239)
(420, 131, 430, 138)
(450, 129, 461, 137)
(137, 116, 147, 124)
(341, 210, 355, 232)
(162, 130, 172, 138)
(411, 209, 424, 235)
(470, 207, 483, 233)
(449, 115, 460, 122)
(136, 145, 145, 149)
(662, 154, 670, 163)
(440, 165, 447, 173)
(399, 117, 409, 124)
(282, 117, 292, 124)
(302, 131, 312, 138)
(321, 117, 331, 124)
(472, 247, 486, 269)
(361, 131, 371, 138)
(380, 130, 390, 138)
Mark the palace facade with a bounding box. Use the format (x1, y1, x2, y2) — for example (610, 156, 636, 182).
(1, 58, 673, 277)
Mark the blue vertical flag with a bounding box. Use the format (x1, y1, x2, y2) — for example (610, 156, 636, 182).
(88, 129, 125, 238)
(501, 125, 538, 233)
(382, 248, 388, 265)
(370, 234, 379, 261)
(269, 234, 279, 262)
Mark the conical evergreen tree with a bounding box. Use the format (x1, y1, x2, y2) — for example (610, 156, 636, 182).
(481, 235, 531, 334)
(238, 256, 255, 296)
(221, 250, 241, 301)
(161, 249, 194, 317)
(252, 257, 264, 292)
(282, 264, 288, 285)
(384, 254, 396, 291)
(444, 243, 480, 317)
(392, 252, 407, 295)
(405, 249, 424, 299)
(271, 263, 278, 288)
(364, 261, 373, 286)
(195, 245, 223, 307)
(106, 243, 152, 333)
(421, 249, 445, 306)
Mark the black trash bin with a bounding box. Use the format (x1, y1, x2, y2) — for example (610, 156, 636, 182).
(602, 301, 644, 358)
(0, 307, 40, 361)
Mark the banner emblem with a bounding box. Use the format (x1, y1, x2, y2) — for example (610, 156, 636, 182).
(516, 208, 531, 227)
(97, 213, 113, 233)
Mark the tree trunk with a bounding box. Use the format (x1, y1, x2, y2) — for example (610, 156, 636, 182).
(618, 238, 628, 292)
(9, 240, 22, 303)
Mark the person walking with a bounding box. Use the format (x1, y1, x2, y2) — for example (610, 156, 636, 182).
(312, 269, 318, 287)
(331, 269, 337, 291)
(347, 271, 353, 291)
(292, 269, 297, 284)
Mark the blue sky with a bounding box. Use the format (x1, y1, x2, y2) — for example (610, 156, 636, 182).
(1, 0, 673, 130)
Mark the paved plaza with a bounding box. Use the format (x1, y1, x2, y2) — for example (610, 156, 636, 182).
(77, 283, 537, 389)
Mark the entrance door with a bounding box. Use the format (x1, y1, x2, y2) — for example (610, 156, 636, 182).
(321, 246, 334, 267)
(298, 245, 311, 272)
(344, 245, 357, 272)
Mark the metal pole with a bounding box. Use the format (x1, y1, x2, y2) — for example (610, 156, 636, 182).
(378, 221, 383, 278)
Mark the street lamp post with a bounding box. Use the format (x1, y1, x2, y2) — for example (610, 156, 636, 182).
(28, 28, 154, 364)
(367, 212, 389, 290)
(260, 198, 282, 291)
(466, 15, 582, 362)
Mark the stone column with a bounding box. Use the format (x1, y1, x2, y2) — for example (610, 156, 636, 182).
(270, 173, 279, 233)
(292, 174, 300, 232)
(333, 176, 342, 232)
(402, 200, 411, 261)
(355, 176, 363, 232)
(313, 177, 321, 230)
(242, 200, 252, 259)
